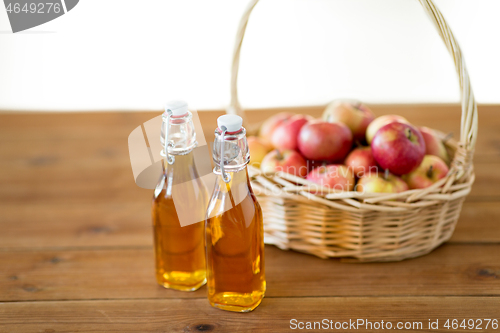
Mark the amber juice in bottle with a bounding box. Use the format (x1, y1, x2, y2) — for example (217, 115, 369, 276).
(152, 101, 208, 291)
(205, 115, 266, 312)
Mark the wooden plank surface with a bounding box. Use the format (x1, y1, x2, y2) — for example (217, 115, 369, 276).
(0, 106, 499, 332)
(0, 106, 497, 174)
(0, 200, 499, 250)
(1, 160, 499, 203)
(1, 297, 499, 333)
(1, 244, 499, 302)
(1, 106, 499, 207)
(0, 106, 499, 250)
(0, 105, 498, 161)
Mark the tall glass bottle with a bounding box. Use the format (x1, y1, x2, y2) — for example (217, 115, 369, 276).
(205, 115, 266, 312)
(152, 100, 208, 291)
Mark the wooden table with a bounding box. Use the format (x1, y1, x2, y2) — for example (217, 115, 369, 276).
(1, 105, 499, 332)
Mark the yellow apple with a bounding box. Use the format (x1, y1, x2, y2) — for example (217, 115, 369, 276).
(247, 136, 271, 167)
(356, 171, 408, 193)
(366, 114, 410, 144)
(403, 155, 449, 189)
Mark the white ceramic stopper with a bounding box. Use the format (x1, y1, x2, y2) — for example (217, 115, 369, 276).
(217, 114, 242, 132)
(165, 100, 189, 116)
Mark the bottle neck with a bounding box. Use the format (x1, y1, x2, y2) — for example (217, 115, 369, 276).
(212, 127, 250, 174)
(161, 111, 197, 157)
(214, 167, 251, 193)
(164, 151, 198, 184)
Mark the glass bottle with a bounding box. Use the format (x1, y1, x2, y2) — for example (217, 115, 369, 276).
(205, 115, 266, 312)
(152, 100, 208, 291)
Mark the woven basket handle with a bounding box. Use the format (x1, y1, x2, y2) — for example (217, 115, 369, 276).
(228, 0, 478, 153)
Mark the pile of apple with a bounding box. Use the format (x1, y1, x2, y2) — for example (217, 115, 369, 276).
(248, 100, 451, 194)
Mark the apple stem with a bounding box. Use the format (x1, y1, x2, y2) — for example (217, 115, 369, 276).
(275, 149, 283, 160)
(443, 132, 454, 142)
(427, 165, 433, 178)
(384, 169, 389, 180)
(406, 128, 412, 140)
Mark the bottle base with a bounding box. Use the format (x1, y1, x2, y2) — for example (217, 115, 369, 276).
(157, 270, 206, 292)
(208, 291, 265, 312)
(159, 279, 206, 292)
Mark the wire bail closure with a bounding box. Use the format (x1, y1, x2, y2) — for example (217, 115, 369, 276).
(164, 109, 175, 165)
(220, 126, 231, 183)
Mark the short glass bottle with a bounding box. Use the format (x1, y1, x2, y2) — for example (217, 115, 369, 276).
(152, 101, 208, 291)
(205, 115, 266, 312)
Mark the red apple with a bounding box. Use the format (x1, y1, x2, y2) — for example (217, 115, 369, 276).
(248, 136, 271, 167)
(306, 164, 355, 191)
(323, 100, 375, 141)
(371, 122, 425, 176)
(260, 149, 308, 178)
(419, 126, 450, 165)
(345, 146, 379, 178)
(259, 112, 294, 143)
(271, 114, 311, 150)
(306, 159, 324, 173)
(366, 114, 410, 144)
(298, 120, 353, 161)
(403, 155, 449, 189)
(356, 171, 408, 193)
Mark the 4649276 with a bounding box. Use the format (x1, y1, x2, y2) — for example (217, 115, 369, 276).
(444, 319, 498, 330)
(6, 2, 62, 14)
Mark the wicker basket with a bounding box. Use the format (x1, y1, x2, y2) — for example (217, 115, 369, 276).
(227, 0, 478, 261)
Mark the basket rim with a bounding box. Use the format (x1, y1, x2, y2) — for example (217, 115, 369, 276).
(249, 125, 474, 212)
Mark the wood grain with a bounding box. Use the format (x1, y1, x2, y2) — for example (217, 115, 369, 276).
(0, 200, 499, 251)
(0, 107, 498, 331)
(0, 202, 152, 249)
(1, 106, 499, 206)
(0, 106, 500, 202)
(1, 297, 499, 333)
(0, 105, 499, 160)
(1, 244, 499, 302)
(450, 202, 500, 243)
(0, 107, 499, 251)
(3, 160, 500, 203)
